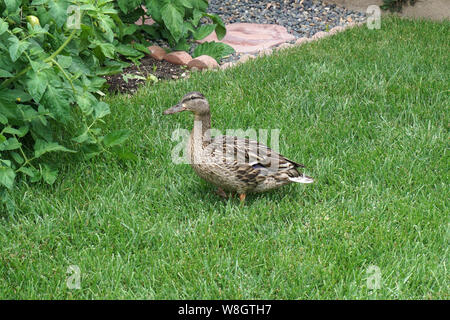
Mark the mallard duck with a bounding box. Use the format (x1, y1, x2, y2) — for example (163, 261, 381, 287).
(163, 92, 313, 203)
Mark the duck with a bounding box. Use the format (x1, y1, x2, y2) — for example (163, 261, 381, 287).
(163, 92, 313, 203)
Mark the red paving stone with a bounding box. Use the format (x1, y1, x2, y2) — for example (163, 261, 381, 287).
(197, 23, 296, 54)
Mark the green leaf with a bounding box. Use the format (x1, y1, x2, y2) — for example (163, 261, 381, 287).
(10, 151, 24, 164)
(57, 55, 72, 68)
(2, 126, 28, 137)
(98, 42, 115, 59)
(17, 166, 37, 178)
(76, 92, 96, 115)
(0, 69, 13, 78)
(103, 129, 131, 148)
(193, 41, 235, 63)
(8, 36, 30, 62)
(30, 60, 52, 73)
(161, 3, 184, 42)
(204, 13, 226, 40)
(41, 164, 58, 185)
(26, 70, 48, 103)
(48, 0, 68, 28)
(133, 43, 150, 55)
(173, 38, 190, 52)
(0, 166, 15, 189)
(175, 0, 193, 8)
(94, 101, 111, 119)
(0, 114, 8, 125)
(4, 0, 20, 13)
(193, 24, 216, 40)
(42, 86, 71, 124)
(81, 143, 101, 159)
(117, 0, 141, 14)
(0, 137, 21, 151)
(116, 44, 143, 58)
(0, 18, 8, 35)
(34, 139, 75, 158)
(191, 9, 203, 27)
(146, 0, 164, 24)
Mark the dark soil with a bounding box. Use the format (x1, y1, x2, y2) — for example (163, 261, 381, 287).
(104, 56, 188, 94)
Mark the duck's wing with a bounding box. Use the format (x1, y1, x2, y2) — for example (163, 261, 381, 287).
(205, 135, 305, 174)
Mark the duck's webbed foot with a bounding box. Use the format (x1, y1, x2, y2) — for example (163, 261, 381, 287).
(215, 187, 228, 199)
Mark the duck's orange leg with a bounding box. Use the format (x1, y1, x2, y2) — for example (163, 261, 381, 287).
(239, 193, 246, 204)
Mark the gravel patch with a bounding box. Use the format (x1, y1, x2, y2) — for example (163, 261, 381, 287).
(206, 0, 366, 63)
(208, 0, 366, 38)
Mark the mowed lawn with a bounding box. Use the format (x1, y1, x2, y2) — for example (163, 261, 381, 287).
(0, 17, 448, 299)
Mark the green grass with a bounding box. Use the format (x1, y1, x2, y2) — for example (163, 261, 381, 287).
(1, 17, 449, 299)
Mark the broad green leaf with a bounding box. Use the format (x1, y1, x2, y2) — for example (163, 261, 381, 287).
(98, 42, 115, 59)
(175, 0, 193, 8)
(94, 101, 110, 119)
(2, 126, 28, 137)
(204, 13, 226, 40)
(4, 0, 20, 13)
(103, 129, 131, 148)
(8, 36, 30, 62)
(31, 0, 49, 5)
(0, 137, 21, 151)
(190, 0, 208, 11)
(76, 92, 95, 115)
(0, 69, 13, 78)
(10, 151, 24, 164)
(173, 38, 190, 52)
(26, 70, 48, 103)
(0, 114, 7, 125)
(191, 9, 202, 27)
(17, 166, 37, 178)
(193, 24, 216, 40)
(42, 86, 71, 123)
(116, 44, 143, 58)
(0, 166, 15, 189)
(34, 139, 75, 158)
(146, 0, 164, 24)
(0, 19, 8, 35)
(133, 43, 150, 55)
(41, 164, 58, 185)
(122, 24, 138, 36)
(161, 3, 184, 42)
(81, 143, 101, 159)
(72, 131, 91, 144)
(193, 41, 235, 63)
(57, 55, 72, 68)
(48, 0, 68, 28)
(117, 0, 141, 14)
(30, 60, 51, 73)
(99, 14, 114, 43)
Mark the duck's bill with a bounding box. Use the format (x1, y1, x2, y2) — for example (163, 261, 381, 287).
(163, 104, 186, 115)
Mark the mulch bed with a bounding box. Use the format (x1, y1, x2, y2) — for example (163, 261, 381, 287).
(104, 56, 188, 94)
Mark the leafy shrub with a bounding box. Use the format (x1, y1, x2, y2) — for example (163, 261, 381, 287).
(0, 0, 136, 213)
(116, 0, 234, 57)
(381, 0, 417, 12)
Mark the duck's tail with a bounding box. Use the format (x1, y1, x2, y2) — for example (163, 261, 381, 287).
(289, 175, 314, 184)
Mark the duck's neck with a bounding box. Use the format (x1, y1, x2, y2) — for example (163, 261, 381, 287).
(192, 113, 211, 146)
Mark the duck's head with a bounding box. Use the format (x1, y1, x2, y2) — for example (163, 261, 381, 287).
(163, 91, 210, 116)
